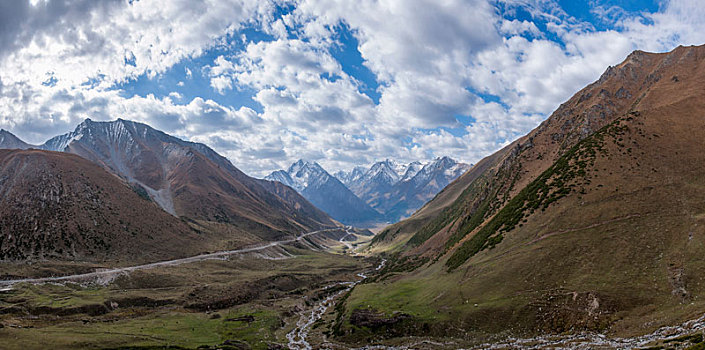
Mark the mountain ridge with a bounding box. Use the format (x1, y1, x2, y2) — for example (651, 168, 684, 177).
(0, 119, 338, 242)
(266, 157, 470, 226)
(340, 44, 705, 340)
(336, 157, 471, 222)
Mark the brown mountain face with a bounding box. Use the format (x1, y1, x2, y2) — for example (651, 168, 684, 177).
(346, 45, 705, 339)
(372, 45, 695, 256)
(41, 119, 337, 241)
(0, 149, 206, 262)
(254, 178, 336, 226)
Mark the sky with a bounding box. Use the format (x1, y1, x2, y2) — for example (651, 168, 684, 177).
(0, 0, 702, 177)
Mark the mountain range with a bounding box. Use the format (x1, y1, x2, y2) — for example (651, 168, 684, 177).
(266, 160, 384, 226)
(267, 157, 470, 225)
(336, 44, 705, 340)
(340, 157, 471, 222)
(0, 119, 338, 260)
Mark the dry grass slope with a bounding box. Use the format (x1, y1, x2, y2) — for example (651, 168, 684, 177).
(344, 45, 705, 342)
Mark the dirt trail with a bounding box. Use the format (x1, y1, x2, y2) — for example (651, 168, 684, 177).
(0, 229, 339, 288)
(339, 227, 355, 252)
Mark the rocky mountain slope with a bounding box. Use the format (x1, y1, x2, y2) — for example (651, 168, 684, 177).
(266, 160, 383, 226)
(2, 119, 337, 242)
(0, 149, 207, 262)
(0, 130, 31, 150)
(340, 45, 705, 341)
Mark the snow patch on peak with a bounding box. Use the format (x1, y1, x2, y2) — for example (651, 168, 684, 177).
(400, 161, 426, 182)
(335, 166, 366, 186)
(390, 160, 411, 178)
(41, 131, 81, 152)
(40, 118, 148, 153)
(367, 160, 401, 184)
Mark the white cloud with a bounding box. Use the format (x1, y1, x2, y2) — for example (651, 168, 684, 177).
(218, 38, 377, 139)
(168, 91, 183, 100)
(0, 0, 272, 90)
(210, 75, 234, 95)
(500, 19, 542, 36)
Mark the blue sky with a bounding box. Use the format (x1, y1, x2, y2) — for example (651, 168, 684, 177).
(0, 0, 702, 176)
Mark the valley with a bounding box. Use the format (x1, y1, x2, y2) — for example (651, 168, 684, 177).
(5, 45, 705, 348)
(0, 228, 379, 349)
(2, 2, 705, 348)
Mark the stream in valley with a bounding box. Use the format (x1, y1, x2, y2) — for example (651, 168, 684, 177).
(286, 249, 705, 350)
(6, 228, 703, 349)
(286, 259, 386, 350)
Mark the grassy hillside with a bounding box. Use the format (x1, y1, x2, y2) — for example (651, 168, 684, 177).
(339, 45, 705, 342)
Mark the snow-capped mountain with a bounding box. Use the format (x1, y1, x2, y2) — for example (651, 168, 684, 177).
(335, 157, 471, 222)
(407, 157, 469, 188)
(380, 156, 471, 221)
(267, 170, 298, 190)
(348, 160, 403, 210)
(285, 160, 332, 192)
(343, 160, 405, 204)
(400, 161, 425, 182)
(266, 160, 383, 226)
(334, 166, 366, 187)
